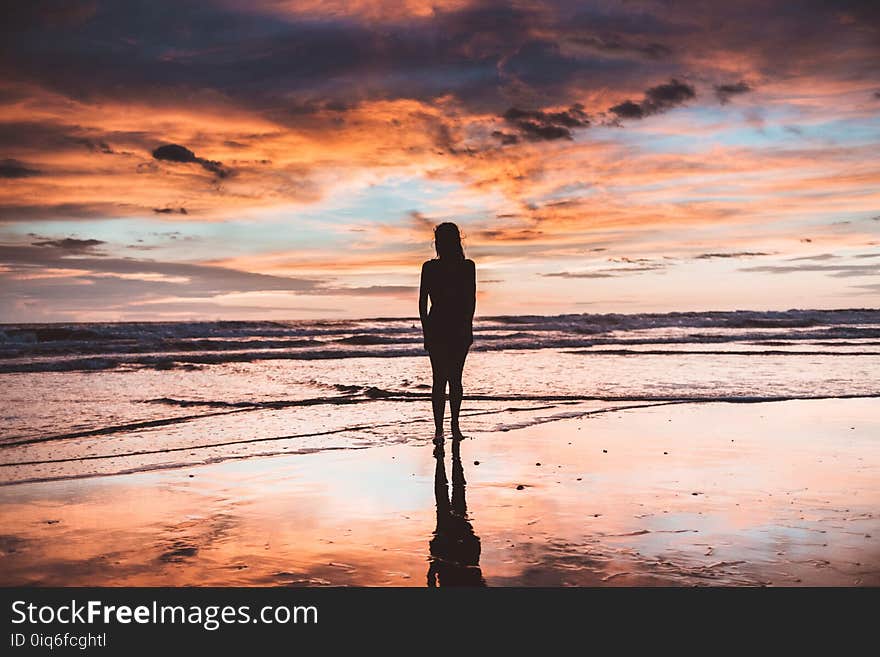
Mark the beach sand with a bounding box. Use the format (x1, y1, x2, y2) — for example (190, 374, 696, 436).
(0, 397, 877, 586)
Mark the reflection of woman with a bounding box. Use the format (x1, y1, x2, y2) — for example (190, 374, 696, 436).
(419, 223, 476, 441)
(427, 441, 485, 587)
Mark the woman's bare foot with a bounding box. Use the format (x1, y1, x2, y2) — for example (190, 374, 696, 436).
(432, 428, 444, 445)
(451, 425, 464, 441)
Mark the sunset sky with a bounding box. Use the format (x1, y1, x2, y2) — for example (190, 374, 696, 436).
(1, 0, 878, 322)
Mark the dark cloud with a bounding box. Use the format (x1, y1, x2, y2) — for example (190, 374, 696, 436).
(152, 144, 232, 179)
(543, 271, 615, 279)
(153, 207, 189, 215)
(491, 130, 520, 145)
(611, 266, 664, 273)
(694, 251, 770, 259)
(501, 105, 590, 142)
(715, 81, 752, 104)
(76, 139, 115, 154)
(608, 256, 653, 264)
(0, 2, 688, 127)
(874, 91, 880, 99)
(740, 263, 879, 277)
(608, 100, 646, 119)
(31, 237, 106, 252)
(0, 159, 41, 178)
(853, 282, 880, 294)
(0, 1, 876, 138)
(542, 262, 665, 278)
(0, 202, 145, 222)
(645, 79, 696, 106)
(788, 253, 837, 261)
(2, 2, 501, 115)
(152, 144, 198, 164)
(609, 79, 696, 121)
(505, 107, 590, 129)
(518, 123, 570, 141)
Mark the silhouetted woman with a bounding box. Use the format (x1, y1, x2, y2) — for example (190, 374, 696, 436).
(419, 222, 476, 442)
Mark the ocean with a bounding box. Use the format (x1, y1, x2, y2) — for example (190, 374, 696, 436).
(2, 308, 879, 485)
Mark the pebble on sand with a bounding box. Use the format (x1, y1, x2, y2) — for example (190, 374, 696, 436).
(474, 461, 480, 465)
(516, 484, 525, 490)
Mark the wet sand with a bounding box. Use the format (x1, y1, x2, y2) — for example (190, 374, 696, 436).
(0, 398, 877, 586)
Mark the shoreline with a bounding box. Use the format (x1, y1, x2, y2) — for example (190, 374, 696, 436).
(3, 393, 879, 488)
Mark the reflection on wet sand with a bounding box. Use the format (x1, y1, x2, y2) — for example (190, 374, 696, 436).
(428, 440, 485, 587)
(0, 399, 878, 586)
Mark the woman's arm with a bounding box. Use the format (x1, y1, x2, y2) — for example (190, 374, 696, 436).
(465, 259, 476, 323)
(419, 262, 430, 349)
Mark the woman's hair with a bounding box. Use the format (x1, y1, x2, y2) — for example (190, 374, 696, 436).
(433, 222, 465, 260)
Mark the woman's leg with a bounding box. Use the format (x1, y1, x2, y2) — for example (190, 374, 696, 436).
(428, 350, 448, 436)
(448, 348, 469, 437)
